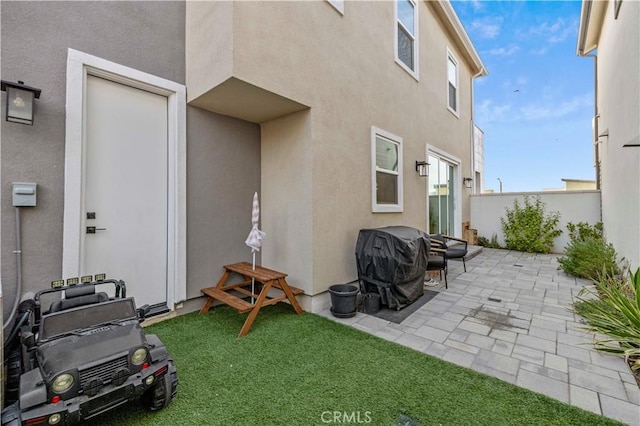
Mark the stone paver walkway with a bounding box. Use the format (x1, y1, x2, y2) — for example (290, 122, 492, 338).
(318, 248, 640, 425)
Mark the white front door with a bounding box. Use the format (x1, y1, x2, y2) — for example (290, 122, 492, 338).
(82, 75, 168, 308)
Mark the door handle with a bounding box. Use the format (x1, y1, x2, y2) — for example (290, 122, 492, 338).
(86, 226, 107, 234)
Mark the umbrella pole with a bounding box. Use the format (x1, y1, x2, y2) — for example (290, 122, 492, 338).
(251, 252, 256, 304)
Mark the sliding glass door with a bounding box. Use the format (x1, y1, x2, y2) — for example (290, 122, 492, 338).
(428, 154, 456, 235)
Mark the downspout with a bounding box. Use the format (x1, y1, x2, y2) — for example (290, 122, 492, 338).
(467, 67, 485, 240)
(577, 0, 600, 190)
(470, 67, 485, 194)
(590, 56, 600, 190)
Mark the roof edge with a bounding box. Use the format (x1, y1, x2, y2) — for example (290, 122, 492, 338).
(431, 0, 488, 77)
(577, 0, 606, 56)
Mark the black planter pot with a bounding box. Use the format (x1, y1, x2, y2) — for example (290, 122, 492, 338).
(329, 284, 358, 318)
(363, 293, 381, 314)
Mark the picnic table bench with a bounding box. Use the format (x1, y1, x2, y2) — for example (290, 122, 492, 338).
(199, 262, 304, 337)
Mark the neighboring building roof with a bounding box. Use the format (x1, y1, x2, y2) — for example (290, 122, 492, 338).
(432, 0, 488, 76)
(561, 178, 597, 183)
(577, 0, 607, 55)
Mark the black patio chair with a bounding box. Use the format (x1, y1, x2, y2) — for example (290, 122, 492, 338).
(431, 234, 469, 272)
(426, 240, 448, 288)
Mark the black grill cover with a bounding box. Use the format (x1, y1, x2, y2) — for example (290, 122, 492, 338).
(356, 226, 430, 310)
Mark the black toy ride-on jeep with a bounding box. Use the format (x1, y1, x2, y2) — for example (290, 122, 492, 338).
(2, 276, 178, 425)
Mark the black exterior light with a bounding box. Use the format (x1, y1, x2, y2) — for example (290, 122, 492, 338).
(463, 177, 473, 189)
(1, 80, 42, 125)
(415, 160, 429, 177)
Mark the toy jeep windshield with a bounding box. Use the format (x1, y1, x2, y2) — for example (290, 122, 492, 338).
(2, 277, 178, 425)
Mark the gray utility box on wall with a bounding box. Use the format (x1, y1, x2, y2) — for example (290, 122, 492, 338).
(12, 182, 37, 206)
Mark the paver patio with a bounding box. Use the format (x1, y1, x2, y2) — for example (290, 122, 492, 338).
(319, 248, 640, 425)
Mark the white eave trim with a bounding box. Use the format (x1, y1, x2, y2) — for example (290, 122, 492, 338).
(577, 0, 606, 56)
(432, 0, 487, 77)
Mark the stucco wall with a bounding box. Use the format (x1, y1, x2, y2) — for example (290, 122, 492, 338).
(186, 109, 260, 300)
(0, 1, 185, 322)
(1, 1, 262, 321)
(596, 0, 640, 268)
(261, 111, 313, 297)
(470, 191, 602, 254)
(187, 1, 478, 300)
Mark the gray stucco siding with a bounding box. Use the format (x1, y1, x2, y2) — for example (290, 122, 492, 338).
(2, 1, 262, 321)
(186, 108, 261, 300)
(1, 1, 186, 322)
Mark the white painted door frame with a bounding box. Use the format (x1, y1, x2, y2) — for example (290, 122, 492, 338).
(62, 49, 187, 308)
(425, 144, 463, 238)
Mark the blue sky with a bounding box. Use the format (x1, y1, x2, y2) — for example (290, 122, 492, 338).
(451, 0, 595, 192)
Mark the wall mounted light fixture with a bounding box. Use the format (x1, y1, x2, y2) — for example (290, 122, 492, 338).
(1, 80, 42, 125)
(463, 177, 473, 189)
(415, 161, 429, 177)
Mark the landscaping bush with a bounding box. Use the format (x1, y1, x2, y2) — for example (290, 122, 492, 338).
(500, 196, 561, 253)
(558, 221, 620, 280)
(573, 268, 640, 371)
(566, 221, 604, 242)
(477, 233, 502, 249)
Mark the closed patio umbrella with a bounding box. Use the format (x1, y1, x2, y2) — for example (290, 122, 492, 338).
(245, 192, 266, 303)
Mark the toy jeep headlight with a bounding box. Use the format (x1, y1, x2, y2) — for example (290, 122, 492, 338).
(131, 347, 148, 365)
(48, 413, 62, 425)
(52, 373, 74, 393)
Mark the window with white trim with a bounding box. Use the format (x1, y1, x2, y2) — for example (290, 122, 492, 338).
(372, 127, 403, 212)
(447, 52, 459, 113)
(396, 0, 417, 75)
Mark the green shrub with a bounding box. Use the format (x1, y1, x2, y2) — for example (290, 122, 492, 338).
(477, 233, 502, 249)
(500, 196, 562, 253)
(573, 268, 640, 370)
(566, 221, 604, 242)
(558, 221, 620, 280)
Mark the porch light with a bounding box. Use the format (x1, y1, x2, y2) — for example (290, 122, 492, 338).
(463, 177, 473, 189)
(1, 80, 42, 125)
(415, 161, 429, 177)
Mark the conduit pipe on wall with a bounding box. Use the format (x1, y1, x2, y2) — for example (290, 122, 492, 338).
(3, 207, 23, 338)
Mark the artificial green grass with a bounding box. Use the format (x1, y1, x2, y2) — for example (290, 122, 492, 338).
(94, 305, 621, 425)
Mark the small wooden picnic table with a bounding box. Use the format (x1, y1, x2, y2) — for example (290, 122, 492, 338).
(199, 262, 304, 337)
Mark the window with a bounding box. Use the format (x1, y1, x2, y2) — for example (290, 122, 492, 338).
(372, 127, 403, 212)
(396, 0, 418, 77)
(447, 52, 459, 114)
(427, 149, 461, 236)
(327, 0, 344, 15)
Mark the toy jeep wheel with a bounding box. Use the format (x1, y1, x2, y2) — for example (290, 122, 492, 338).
(143, 360, 178, 411)
(4, 348, 22, 407)
(1, 402, 21, 426)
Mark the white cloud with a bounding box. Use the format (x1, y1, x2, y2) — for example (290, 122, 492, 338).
(472, 0, 484, 11)
(487, 45, 520, 56)
(476, 99, 512, 124)
(531, 48, 547, 55)
(529, 18, 577, 44)
(519, 93, 592, 120)
(476, 93, 592, 124)
(516, 76, 528, 86)
(470, 16, 503, 39)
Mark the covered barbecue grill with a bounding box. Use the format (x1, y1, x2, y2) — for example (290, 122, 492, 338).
(355, 226, 430, 310)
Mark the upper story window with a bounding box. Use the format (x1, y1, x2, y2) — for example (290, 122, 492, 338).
(372, 127, 404, 213)
(447, 52, 459, 115)
(396, 0, 418, 78)
(327, 0, 344, 15)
